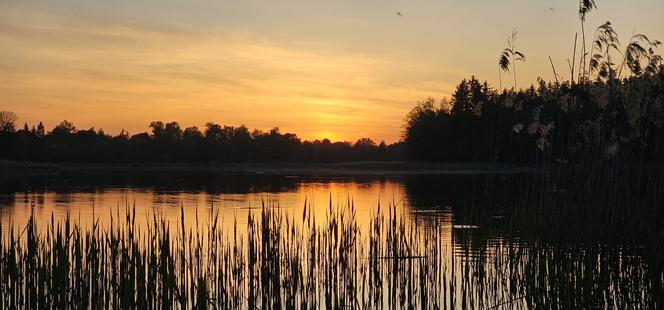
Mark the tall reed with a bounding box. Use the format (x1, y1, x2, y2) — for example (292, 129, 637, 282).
(0, 181, 661, 309)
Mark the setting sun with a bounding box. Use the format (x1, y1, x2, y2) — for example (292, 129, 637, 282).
(5, 1, 659, 142)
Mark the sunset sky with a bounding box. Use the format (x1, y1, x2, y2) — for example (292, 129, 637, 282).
(1, 0, 663, 143)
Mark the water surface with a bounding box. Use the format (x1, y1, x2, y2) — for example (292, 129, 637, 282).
(0, 174, 462, 236)
(0, 173, 660, 308)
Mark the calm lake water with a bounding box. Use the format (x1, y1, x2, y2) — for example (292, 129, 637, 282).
(1, 174, 459, 235)
(0, 172, 660, 308)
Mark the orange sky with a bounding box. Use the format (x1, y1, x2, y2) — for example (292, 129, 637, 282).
(1, 1, 663, 143)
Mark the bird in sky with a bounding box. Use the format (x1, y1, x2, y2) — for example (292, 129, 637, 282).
(396, 11, 402, 17)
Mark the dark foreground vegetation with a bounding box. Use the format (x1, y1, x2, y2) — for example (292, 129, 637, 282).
(1, 162, 662, 309)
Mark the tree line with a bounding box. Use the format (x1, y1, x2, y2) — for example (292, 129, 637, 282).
(404, 68, 664, 164)
(3, 67, 664, 165)
(404, 5, 664, 165)
(3, 68, 664, 165)
(0, 117, 403, 163)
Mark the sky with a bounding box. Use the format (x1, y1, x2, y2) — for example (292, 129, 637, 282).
(1, 0, 663, 143)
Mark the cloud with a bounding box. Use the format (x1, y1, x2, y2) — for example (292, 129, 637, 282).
(0, 5, 453, 142)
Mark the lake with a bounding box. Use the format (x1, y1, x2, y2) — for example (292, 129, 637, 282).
(0, 171, 661, 308)
(1, 174, 452, 234)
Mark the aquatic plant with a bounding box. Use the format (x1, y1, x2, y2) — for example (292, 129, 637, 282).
(578, 0, 597, 81)
(499, 29, 527, 90)
(589, 21, 621, 81)
(1, 175, 662, 309)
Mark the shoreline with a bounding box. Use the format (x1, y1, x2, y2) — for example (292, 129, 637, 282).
(1, 160, 539, 176)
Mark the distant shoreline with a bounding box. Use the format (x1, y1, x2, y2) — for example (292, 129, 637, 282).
(0, 160, 540, 176)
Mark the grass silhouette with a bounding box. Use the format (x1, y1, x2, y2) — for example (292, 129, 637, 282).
(1, 165, 662, 309)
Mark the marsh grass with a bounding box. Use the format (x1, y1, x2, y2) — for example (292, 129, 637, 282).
(1, 169, 662, 309)
(455, 161, 664, 308)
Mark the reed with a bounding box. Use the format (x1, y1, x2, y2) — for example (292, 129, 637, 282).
(1, 171, 662, 309)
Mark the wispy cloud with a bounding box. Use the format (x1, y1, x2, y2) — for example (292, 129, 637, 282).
(0, 5, 455, 142)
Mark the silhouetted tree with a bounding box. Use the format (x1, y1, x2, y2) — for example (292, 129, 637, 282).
(404, 68, 664, 164)
(0, 111, 18, 133)
(52, 120, 76, 135)
(182, 126, 204, 162)
(36, 122, 45, 138)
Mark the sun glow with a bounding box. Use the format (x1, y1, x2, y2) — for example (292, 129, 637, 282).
(1, 1, 662, 143)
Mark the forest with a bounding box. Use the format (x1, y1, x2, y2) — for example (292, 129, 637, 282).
(2, 69, 664, 165)
(0, 117, 401, 163)
(2, 68, 664, 165)
(404, 68, 664, 164)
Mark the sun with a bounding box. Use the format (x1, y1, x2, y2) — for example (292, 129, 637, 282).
(312, 131, 341, 142)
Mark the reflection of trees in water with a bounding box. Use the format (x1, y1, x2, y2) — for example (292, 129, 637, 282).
(0, 174, 304, 195)
(0, 193, 15, 209)
(0, 175, 402, 198)
(402, 175, 473, 208)
(404, 169, 663, 245)
(401, 174, 503, 222)
(402, 169, 664, 307)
